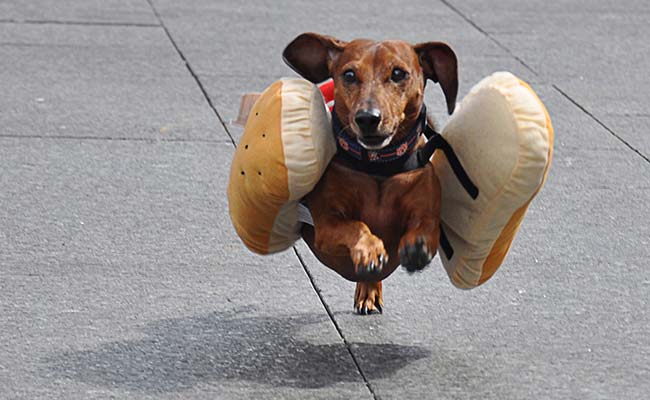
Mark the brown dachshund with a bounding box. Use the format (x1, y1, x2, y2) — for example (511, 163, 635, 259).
(283, 33, 458, 314)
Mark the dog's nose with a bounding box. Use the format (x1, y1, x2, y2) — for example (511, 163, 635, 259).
(354, 109, 381, 135)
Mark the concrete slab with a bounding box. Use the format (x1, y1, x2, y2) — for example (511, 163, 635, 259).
(446, 0, 650, 22)
(151, 0, 505, 79)
(442, 0, 650, 159)
(293, 79, 650, 399)
(150, 2, 650, 397)
(600, 115, 650, 158)
(3, 0, 649, 398)
(0, 23, 225, 142)
(0, 0, 158, 25)
(551, 76, 650, 118)
(0, 137, 372, 399)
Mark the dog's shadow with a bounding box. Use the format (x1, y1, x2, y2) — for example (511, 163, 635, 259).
(42, 307, 430, 393)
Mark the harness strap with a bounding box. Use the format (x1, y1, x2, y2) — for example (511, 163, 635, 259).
(439, 225, 454, 260)
(409, 124, 479, 200)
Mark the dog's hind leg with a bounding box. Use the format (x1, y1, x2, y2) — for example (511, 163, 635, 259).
(354, 281, 383, 315)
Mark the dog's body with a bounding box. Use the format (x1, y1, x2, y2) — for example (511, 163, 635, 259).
(301, 161, 441, 314)
(283, 33, 458, 314)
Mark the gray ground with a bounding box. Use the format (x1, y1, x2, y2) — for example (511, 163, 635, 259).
(1, 1, 649, 399)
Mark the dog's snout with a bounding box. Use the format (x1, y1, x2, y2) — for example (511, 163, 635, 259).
(354, 109, 381, 135)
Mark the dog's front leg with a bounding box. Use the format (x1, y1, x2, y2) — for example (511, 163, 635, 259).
(310, 211, 388, 276)
(305, 165, 388, 276)
(396, 165, 442, 272)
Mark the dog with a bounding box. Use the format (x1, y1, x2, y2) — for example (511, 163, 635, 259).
(283, 33, 458, 314)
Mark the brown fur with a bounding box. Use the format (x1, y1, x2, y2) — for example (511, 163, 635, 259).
(283, 33, 458, 314)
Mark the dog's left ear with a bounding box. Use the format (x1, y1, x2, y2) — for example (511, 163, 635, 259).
(283, 32, 347, 83)
(414, 42, 458, 114)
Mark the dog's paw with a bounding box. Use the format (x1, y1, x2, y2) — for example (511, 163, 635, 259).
(354, 281, 383, 315)
(399, 236, 434, 273)
(351, 234, 388, 278)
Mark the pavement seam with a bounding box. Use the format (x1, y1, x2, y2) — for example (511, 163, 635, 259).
(144, 0, 237, 147)
(553, 85, 650, 165)
(438, 0, 539, 76)
(0, 19, 160, 28)
(439, 0, 650, 165)
(292, 247, 379, 400)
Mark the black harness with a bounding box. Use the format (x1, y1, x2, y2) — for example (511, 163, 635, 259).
(332, 106, 426, 176)
(331, 105, 478, 200)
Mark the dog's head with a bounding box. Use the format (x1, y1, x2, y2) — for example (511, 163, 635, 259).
(283, 33, 457, 150)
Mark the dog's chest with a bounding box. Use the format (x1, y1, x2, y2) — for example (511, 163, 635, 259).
(357, 178, 405, 242)
(326, 162, 417, 243)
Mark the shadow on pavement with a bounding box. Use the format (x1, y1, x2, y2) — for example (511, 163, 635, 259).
(41, 307, 430, 393)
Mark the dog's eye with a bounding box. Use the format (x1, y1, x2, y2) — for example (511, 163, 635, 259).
(391, 68, 408, 83)
(342, 70, 357, 84)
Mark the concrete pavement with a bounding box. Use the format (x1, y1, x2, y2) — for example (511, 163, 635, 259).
(1, 1, 649, 399)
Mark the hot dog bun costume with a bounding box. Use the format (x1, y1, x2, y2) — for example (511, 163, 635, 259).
(228, 72, 553, 289)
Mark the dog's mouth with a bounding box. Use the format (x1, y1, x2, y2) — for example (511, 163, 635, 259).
(358, 135, 393, 150)
(347, 116, 396, 150)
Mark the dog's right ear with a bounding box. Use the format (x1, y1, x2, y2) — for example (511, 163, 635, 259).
(283, 33, 347, 83)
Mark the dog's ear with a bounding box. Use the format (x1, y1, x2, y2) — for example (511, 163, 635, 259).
(414, 42, 458, 114)
(283, 33, 347, 83)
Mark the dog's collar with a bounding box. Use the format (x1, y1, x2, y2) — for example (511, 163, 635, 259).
(331, 106, 427, 177)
